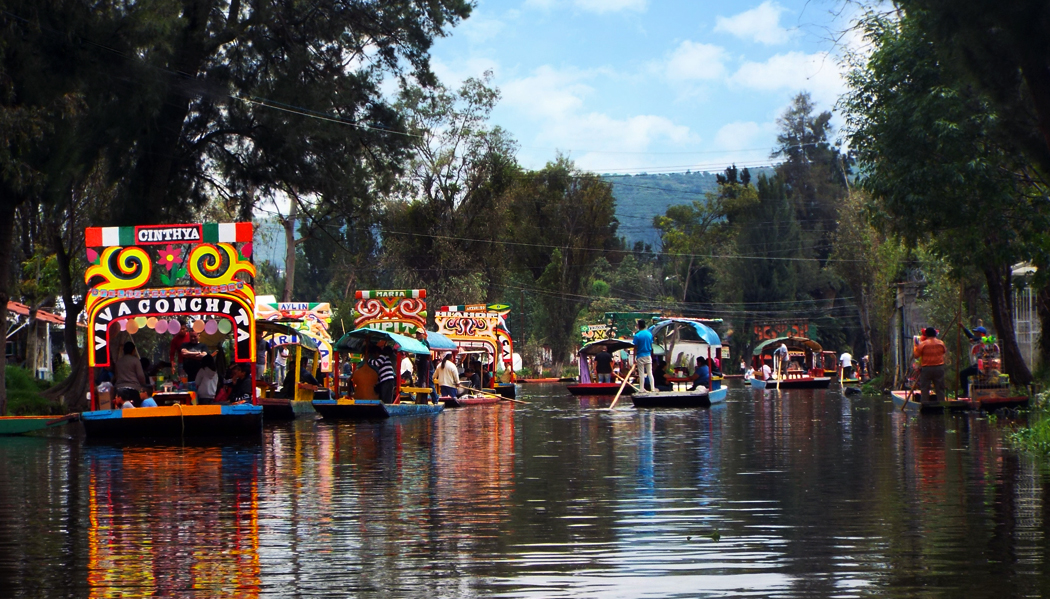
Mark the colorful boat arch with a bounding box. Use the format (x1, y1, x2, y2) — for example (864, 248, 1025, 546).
(353, 289, 426, 335)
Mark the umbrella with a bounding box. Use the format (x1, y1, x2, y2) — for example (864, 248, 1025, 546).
(577, 338, 634, 356)
(333, 328, 430, 355)
(426, 330, 458, 351)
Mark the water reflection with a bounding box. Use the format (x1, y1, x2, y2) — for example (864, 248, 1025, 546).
(1, 386, 1049, 597)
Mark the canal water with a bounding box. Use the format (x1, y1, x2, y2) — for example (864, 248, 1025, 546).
(1, 384, 1049, 598)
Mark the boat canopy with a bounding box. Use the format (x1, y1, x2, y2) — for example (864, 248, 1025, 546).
(425, 330, 458, 351)
(577, 338, 634, 356)
(334, 328, 430, 355)
(752, 336, 823, 355)
(650, 318, 721, 347)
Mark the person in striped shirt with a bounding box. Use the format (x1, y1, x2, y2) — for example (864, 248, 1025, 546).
(369, 343, 397, 403)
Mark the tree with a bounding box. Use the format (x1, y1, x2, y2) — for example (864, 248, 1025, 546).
(896, 0, 1050, 176)
(506, 158, 620, 366)
(842, 10, 1047, 384)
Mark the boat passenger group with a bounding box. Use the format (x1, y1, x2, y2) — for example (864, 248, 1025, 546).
(96, 322, 261, 410)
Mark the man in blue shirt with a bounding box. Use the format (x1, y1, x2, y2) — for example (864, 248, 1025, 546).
(633, 319, 657, 392)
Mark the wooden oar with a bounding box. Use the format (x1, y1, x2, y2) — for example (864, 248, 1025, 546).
(613, 370, 641, 391)
(775, 361, 781, 392)
(457, 384, 529, 404)
(900, 367, 920, 412)
(608, 363, 637, 410)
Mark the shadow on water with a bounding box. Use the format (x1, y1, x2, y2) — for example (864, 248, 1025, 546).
(1, 384, 1049, 597)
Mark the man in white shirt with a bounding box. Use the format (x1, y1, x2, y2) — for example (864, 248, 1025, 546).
(839, 352, 853, 379)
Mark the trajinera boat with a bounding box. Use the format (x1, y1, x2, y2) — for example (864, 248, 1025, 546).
(254, 320, 325, 419)
(752, 336, 833, 389)
(312, 289, 443, 419)
(434, 303, 519, 399)
(79, 221, 263, 438)
(566, 338, 635, 396)
(631, 318, 728, 408)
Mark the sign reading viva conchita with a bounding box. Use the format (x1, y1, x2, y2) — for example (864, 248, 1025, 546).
(91, 294, 253, 367)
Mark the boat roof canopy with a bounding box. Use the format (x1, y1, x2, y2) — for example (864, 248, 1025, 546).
(752, 336, 823, 355)
(334, 328, 430, 355)
(577, 338, 634, 356)
(650, 318, 721, 347)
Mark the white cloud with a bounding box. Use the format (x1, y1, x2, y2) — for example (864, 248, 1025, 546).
(665, 41, 728, 82)
(523, 0, 648, 14)
(500, 66, 695, 171)
(431, 57, 501, 89)
(458, 12, 505, 43)
(502, 65, 592, 119)
(715, 1, 793, 45)
(714, 121, 775, 152)
(731, 51, 846, 107)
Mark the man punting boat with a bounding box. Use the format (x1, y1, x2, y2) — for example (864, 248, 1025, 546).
(80, 222, 263, 438)
(752, 336, 833, 389)
(566, 338, 636, 396)
(630, 318, 728, 408)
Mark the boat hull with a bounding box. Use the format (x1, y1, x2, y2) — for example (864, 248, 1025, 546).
(443, 395, 501, 408)
(311, 399, 444, 419)
(771, 377, 832, 389)
(566, 382, 636, 396)
(890, 390, 972, 413)
(495, 383, 517, 399)
(631, 387, 728, 408)
(747, 378, 767, 389)
(80, 405, 263, 438)
(0, 414, 78, 436)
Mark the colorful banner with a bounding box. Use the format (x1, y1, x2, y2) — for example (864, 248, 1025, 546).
(353, 289, 426, 335)
(753, 321, 810, 340)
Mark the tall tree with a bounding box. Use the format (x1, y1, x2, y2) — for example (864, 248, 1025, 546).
(843, 10, 1047, 384)
(506, 158, 620, 366)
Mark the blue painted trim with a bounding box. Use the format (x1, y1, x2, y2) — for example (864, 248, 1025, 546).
(708, 387, 728, 404)
(222, 404, 263, 415)
(81, 409, 125, 420)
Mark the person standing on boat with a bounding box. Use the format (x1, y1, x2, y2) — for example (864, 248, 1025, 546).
(913, 327, 947, 404)
(414, 329, 437, 403)
(633, 320, 657, 392)
(434, 353, 460, 397)
(369, 344, 397, 403)
(595, 345, 614, 383)
(773, 343, 789, 379)
(839, 351, 853, 379)
(114, 341, 148, 396)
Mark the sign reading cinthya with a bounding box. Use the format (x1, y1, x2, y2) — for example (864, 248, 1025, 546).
(90, 294, 253, 367)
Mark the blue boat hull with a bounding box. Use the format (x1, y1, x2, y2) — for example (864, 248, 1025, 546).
(80, 404, 263, 438)
(631, 386, 727, 408)
(312, 399, 445, 419)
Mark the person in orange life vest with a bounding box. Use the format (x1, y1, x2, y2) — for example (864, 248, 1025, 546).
(913, 327, 947, 404)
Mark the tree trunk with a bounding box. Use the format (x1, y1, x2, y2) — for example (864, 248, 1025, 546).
(984, 263, 1032, 385)
(0, 204, 17, 415)
(282, 199, 297, 302)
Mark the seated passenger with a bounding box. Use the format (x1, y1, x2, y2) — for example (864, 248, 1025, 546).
(689, 357, 711, 391)
(350, 361, 379, 400)
(118, 387, 139, 409)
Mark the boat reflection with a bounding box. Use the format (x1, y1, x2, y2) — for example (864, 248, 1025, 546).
(85, 444, 261, 598)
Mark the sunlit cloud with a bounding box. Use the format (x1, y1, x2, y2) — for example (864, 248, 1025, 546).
(715, 1, 794, 45)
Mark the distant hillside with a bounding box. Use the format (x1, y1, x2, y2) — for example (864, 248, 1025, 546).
(603, 167, 776, 248)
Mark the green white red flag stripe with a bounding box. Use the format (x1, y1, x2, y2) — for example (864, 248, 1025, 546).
(85, 222, 253, 247)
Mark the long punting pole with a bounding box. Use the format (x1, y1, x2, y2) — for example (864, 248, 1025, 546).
(608, 363, 637, 410)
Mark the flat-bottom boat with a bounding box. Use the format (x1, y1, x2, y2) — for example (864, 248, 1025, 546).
(631, 386, 728, 408)
(312, 398, 444, 419)
(442, 394, 502, 408)
(566, 382, 636, 396)
(258, 397, 319, 419)
(495, 383, 517, 399)
(0, 414, 79, 436)
(80, 404, 263, 438)
(890, 390, 972, 413)
(747, 378, 767, 389)
(772, 376, 833, 389)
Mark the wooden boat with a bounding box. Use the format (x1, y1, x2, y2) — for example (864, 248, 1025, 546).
(520, 377, 561, 383)
(435, 303, 521, 396)
(752, 336, 833, 389)
(442, 394, 501, 408)
(80, 404, 263, 438)
(567, 338, 635, 396)
(494, 382, 517, 399)
(255, 303, 337, 419)
(312, 398, 444, 419)
(747, 378, 767, 389)
(631, 386, 728, 408)
(82, 220, 264, 440)
(0, 414, 79, 436)
(890, 390, 973, 413)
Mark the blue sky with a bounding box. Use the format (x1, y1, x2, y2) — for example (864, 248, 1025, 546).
(428, 0, 868, 175)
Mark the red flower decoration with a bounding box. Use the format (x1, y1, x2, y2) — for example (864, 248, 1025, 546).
(86, 248, 98, 264)
(156, 245, 183, 272)
(240, 242, 253, 259)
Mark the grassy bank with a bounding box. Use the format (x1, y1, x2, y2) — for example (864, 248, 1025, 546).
(4, 366, 61, 416)
(1007, 391, 1050, 454)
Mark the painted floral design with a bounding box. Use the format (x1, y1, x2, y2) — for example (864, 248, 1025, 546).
(156, 245, 183, 272)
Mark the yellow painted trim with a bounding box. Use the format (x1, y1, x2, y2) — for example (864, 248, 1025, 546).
(121, 405, 222, 418)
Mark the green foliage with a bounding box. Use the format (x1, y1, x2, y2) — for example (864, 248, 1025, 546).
(4, 365, 58, 416)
